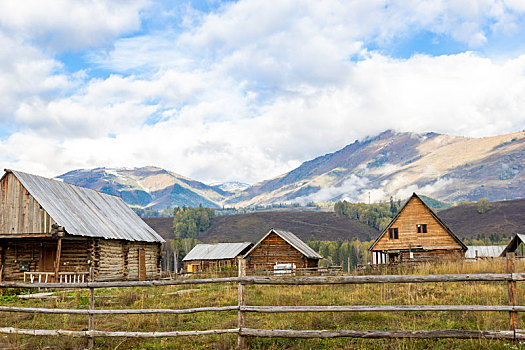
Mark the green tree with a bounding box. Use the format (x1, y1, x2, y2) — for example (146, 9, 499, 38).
(477, 198, 490, 214)
(173, 206, 215, 239)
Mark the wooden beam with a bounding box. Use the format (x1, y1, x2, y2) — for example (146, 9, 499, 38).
(54, 238, 62, 282)
(240, 328, 517, 339)
(507, 252, 518, 330)
(241, 305, 525, 313)
(0, 305, 240, 315)
(0, 327, 239, 338)
(237, 258, 246, 350)
(0, 234, 54, 239)
(2, 272, 525, 289)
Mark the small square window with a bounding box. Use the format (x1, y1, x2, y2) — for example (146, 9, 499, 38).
(417, 224, 427, 233)
(389, 228, 399, 239)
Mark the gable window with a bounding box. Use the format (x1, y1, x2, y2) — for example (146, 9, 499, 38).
(389, 228, 399, 239)
(417, 224, 427, 233)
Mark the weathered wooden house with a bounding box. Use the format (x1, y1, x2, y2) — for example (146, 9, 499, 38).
(0, 170, 165, 282)
(182, 242, 252, 273)
(500, 234, 525, 257)
(369, 193, 467, 265)
(243, 228, 322, 271)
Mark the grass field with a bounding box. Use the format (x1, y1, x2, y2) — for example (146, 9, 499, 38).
(1, 259, 525, 349)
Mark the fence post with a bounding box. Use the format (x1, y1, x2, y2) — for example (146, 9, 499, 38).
(237, 259, 246, 350)
(88, 266, 95, 349)
(507, 252, 518, 331)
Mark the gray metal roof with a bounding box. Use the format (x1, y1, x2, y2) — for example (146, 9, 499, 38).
(6, 170, 164, 243)
(465, 246, 505, 258)
(244, 228, 322, 260)
(183, 242, 252, 261)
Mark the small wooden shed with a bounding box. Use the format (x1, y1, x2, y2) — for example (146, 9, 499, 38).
(243, 228, 322, 271)
(182, 242, 252, 273)
(0, 169, 165, 282)
(369, 193, 467, 265)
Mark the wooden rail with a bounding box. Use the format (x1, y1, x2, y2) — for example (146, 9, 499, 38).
(0, 254, 522, 349)
(2, 272, 524, 289)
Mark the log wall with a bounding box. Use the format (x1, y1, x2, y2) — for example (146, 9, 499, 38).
(245, 232, 317, 270)
(0, 239, 91, 281)
(0, 240, 41, 281)
(0, 173, 55, 235)
(59, 239, 91, 273)
(95, 240, 161, 281)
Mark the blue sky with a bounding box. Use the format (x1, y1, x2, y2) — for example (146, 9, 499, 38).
(1, 0, 525, 184)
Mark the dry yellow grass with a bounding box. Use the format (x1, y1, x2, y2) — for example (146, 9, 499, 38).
(0, 258, 524, 349)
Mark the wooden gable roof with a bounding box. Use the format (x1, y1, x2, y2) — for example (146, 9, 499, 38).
(1, 170, 164, 243)
(369, 193, 466, 251)
(243, 228, 322, 260)
(500, 234, 525, 257)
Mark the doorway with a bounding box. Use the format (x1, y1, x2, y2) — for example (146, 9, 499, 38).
(138, 248, 146, 281)
(40, 244, 56, 272)
(388, 252, 399, 264)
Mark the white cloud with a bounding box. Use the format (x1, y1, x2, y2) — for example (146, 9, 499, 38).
(292, 175, 370, 205)
(2, 0, 525, 186)
(4, 52, 525, 183)
(0, 0, 148, 51)
(0, 33, 76, 123)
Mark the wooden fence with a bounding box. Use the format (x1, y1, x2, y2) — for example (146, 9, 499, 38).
(0, 254, 523, 349)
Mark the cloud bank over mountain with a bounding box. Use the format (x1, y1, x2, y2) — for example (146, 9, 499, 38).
(1, 1, 525, 183)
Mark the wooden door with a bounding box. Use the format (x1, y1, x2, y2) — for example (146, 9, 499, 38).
(138, 248, 146, 281)
(40, 245, 56, 272)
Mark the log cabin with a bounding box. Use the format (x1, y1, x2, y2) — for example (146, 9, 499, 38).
(0, 169, 165, 283)
(182, 242, 252, 273)
(243, 228, 322, 271)
(369, 193, 467, 265)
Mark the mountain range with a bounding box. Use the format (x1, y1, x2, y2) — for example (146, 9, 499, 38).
(57, 129, 525, 209)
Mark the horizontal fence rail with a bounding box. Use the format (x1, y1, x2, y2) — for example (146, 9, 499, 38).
(0, 327, 240, 338)
(2, 272, 525, 289)
(0, 254, 523, 349)
(240, 328, 521, 340)
(2, 304, 525, 315)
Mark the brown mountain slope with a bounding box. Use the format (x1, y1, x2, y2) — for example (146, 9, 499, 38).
(144, 197, 525, 244)
(227, 130, 525, 206)
(437, 198, 525, 239)
(143, 212, 379, 243)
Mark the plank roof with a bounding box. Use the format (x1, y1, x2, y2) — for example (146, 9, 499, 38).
(3, 169, 164, 243)
(183, 242, 252, 261)
(244, 228, 322, 259)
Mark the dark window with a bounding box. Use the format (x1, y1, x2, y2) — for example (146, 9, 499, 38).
(422, 224, 427, 233)
(389, 228, 399, 239)
(417, 224, 427, 233)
